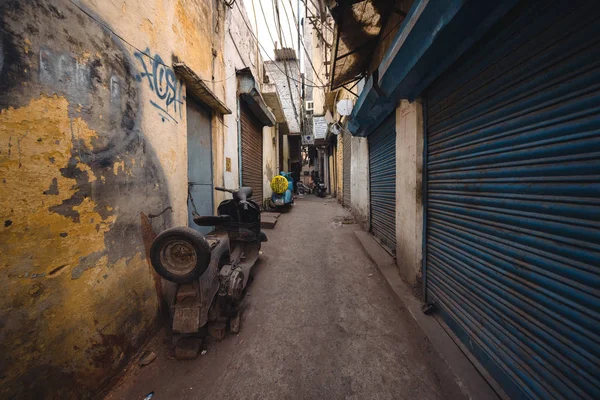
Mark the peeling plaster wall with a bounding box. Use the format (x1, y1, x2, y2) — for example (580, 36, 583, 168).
(264, 60, 301, 134)
(395, 100, 424, 287)
(351, 136, 370, 229)
(0, 0, 226, 398)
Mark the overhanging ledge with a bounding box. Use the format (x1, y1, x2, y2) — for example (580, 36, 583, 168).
(238, 69, 276, 127)
(348, 0, 519, 136)
(173, 63, 232, 115)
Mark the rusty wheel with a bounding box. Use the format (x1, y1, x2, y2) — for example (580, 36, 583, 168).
(150, 227, 211, 283)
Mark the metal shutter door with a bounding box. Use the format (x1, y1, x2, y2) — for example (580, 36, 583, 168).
(369, 113, 396, 252)
(240, 103, 263, 204)
(343, 131, 352, 207)
(425, 0, 600, 398)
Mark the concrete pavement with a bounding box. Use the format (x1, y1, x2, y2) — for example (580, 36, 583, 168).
(106, 196, 465, 400)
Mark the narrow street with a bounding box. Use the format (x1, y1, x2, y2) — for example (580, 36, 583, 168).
(107, 196, 465, 400)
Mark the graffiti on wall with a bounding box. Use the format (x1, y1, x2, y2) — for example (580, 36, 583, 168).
(0, 1, 173, 399)
(134, 49, 184, 123)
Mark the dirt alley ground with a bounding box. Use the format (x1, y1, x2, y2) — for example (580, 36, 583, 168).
(106, 196, 466, 400)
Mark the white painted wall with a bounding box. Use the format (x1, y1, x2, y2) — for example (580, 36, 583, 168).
(282, 135, 290, 172)
(223, 1, 264, 199)
(350, 136, 370, 228)
(264, 61, 301, 134)
(395, 100, 424, 286)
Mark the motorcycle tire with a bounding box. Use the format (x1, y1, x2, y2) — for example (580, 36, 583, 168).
(150, 226, 212, 283)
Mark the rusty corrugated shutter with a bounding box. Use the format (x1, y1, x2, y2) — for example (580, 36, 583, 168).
(425, 0, 600, 397)
(240, 102, 263, 204)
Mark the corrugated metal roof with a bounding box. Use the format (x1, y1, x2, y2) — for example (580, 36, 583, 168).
(274, 48, 297, 61)
(329, 0, 396, 90)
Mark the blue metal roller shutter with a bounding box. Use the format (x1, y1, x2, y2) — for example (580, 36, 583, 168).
(369, 113, 396, 252)
(424, 0, 600, 398)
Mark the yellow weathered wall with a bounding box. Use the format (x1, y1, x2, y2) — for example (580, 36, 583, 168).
(337, 136, 343, 201)
(328, 153, 334, 195)
(263, 125, 279, 203)
(0, 0, 226, 398)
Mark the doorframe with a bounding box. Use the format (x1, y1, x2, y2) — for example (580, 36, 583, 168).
(186, 97, 214, 229)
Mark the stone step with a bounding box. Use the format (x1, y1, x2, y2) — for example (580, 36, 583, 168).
(260, 215, 278, 229)
(261, 211, 281, 219)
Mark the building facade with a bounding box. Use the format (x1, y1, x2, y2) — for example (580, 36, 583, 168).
(0, 1, 288, 398)
(325, 0, 600, 398)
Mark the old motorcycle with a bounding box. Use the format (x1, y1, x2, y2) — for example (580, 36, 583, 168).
(150, 186, 267, 359)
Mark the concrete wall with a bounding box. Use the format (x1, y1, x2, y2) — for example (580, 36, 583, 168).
(262, 124, 279, 201)
(305, 0, 333, 116)
(264, 61, 301, 134)
(223, 1, 264, 202)
(395, 100, 424, 287)
(0, 0, 228, 398)
(282, 134, 290, 172)
(350, 136, 370, 228)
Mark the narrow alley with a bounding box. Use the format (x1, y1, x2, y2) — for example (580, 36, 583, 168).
(2, 0, 599, 398)
(107, 196, 464, 400)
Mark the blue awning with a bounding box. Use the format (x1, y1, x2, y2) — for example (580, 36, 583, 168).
(348, 0, 519, 137)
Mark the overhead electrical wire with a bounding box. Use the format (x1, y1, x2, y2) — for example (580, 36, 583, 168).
(67, 0, 238, 83)
(285, 0, 328, 87)
(258, 0, 278, 50)
(279, 0, 298, 58)
(301, 0, 333, 33)
(70, 0, 326, 91)
(253, 0, 325, 88)
(335, 0, 368, 88)
(257, 0, 302, 103)
(237, 0, 329, 88)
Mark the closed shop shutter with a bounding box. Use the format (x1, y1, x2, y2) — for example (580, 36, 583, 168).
(369, 113, 396, 252)
(425, 0, 600, 398)
(343, 131, 352, 207)
(240, 102, 263, 204)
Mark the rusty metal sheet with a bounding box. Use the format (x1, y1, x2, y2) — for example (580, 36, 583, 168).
(241, 102, 264, 204)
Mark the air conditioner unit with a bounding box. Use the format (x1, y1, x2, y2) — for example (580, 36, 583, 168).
(305, 100, 314, 112)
